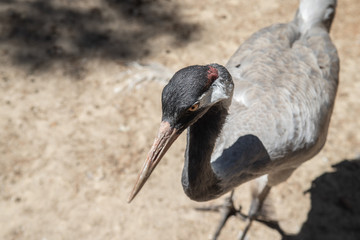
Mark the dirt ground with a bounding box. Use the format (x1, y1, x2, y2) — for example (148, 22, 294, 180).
(1, 0, 360, 239)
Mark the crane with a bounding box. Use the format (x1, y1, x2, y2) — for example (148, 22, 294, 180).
(128, 0, 339, 239)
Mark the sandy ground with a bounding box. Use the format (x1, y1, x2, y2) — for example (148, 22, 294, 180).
(1, 0, 360, 239)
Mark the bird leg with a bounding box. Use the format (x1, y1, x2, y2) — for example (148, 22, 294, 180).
(195, 190, 247, 240)
(238, 185, 271, 240)
(211, 191, 246, 240)
(196, 186, 287, 240)
(254, 218, 288, 237)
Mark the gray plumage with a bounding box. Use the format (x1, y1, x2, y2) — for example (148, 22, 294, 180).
(129, 0, 339, 227)
(181, 0, 339, 201)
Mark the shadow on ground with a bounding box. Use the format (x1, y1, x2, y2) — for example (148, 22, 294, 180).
(0, 0, 199, 73)
(284, 158, 360, 240)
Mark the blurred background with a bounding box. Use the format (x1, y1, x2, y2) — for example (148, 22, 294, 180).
(0, 0, 359, 239)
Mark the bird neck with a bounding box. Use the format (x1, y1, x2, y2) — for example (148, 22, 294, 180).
(181, 101, 229, 201)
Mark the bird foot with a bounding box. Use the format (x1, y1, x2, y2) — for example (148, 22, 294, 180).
(195, 189, 289, 240)
(195, 191, 247, 240)
(254, 218, 290, 238)
(195, 191, 247, 219)
(238, 216, 291, 240)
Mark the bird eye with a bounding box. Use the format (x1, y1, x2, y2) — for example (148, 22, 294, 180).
(188, 102, 200, 112)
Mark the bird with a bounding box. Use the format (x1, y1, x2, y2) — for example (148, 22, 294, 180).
(128, 0, 339, 239)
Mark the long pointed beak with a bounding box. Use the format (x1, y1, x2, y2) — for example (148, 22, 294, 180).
(128, 121, 180, 203)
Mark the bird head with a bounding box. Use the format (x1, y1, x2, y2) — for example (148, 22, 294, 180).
(128, 64, 233, 202)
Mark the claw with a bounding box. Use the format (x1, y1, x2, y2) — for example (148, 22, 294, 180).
(195, 191, 247, 240)
(195, 187, 288, 240)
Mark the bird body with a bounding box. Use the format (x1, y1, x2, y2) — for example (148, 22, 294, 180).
(129, 1, 339, 235)
(212, 20, 338, 188)
(180, 0, 339, 201)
